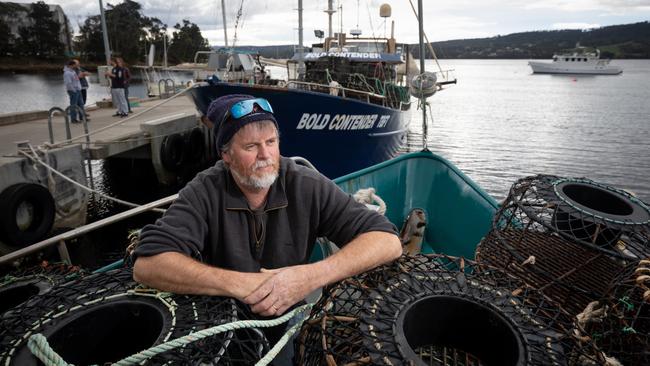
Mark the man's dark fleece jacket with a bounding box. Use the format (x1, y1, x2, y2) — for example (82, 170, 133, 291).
(134, 157, 397, 270)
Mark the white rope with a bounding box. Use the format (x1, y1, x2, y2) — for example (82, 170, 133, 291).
(575, 301, 608, 330)
(18, 145, 166, 214)
(353, 188, 387, 215)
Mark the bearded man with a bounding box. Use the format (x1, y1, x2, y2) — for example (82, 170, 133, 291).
(132, 95, 401, 363)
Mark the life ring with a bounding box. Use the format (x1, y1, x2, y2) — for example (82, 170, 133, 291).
(160, 133, 186, 172)
(0, 268, 268, 365)
(298, 254, 599, 365)
(0, 183, 55, 248)
(184, 128, 206, 164)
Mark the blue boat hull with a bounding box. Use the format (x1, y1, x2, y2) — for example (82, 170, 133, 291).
(188, 83, 411, 178)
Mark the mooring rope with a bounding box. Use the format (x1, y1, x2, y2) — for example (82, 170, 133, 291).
(27, 303, 313, 366)
(352, 187, 387, 215)
(18, 144, 166, 214)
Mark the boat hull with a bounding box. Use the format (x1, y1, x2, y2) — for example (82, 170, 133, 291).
(528, 61, 622, 75)
(189, 83, 411, 178)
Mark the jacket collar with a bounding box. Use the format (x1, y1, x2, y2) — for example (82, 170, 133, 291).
(224, 157, 288, 211)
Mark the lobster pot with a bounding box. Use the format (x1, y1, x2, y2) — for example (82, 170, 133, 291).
(0, 268, 268, 365)
(297, 254, 599, 366)
(476, 175, 650, 316)
(580, 259, 650, 366)
(0, 262, 85, 316)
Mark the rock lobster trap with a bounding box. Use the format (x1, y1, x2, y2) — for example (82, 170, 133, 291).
(297, 254, 600, 366)
(577, 259, 650, 366)
(476, 175, 650, 316)
(0, 268, 268, 365)
(0, 261, 85, 316)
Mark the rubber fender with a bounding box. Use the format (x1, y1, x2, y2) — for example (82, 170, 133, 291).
(184, 128, 206, 164)
(160, 133, 185, 172)
(0, 183, 55, 248)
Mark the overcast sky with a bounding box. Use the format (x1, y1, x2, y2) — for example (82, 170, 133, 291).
(16, 0, 650, 46)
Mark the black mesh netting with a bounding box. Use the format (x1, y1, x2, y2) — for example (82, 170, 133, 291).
(578, 259, 650, 366)
(476, 175, 650, 317)
(0, 268, 268, 365)
(0, 261, 86, 316)
(297, 254, 602, 366)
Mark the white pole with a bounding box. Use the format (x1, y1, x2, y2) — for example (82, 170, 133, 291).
(221, 0, 229, 47)
(98, 0, 111, 65)
(298, 0, 305, 77)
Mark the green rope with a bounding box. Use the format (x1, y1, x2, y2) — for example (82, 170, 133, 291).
(27, 303, 313, 366)
(255, 303, 313, 366)
(28, 334, 73, 366)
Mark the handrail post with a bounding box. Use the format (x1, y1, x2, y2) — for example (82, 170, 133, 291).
(57, 239, 71, 264)
(78, 106, 95, 191)
(47, 107, 66, 144)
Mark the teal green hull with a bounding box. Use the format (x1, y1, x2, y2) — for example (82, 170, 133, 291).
(332, 150, 499, 259)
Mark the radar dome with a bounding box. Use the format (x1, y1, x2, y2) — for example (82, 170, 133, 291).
(379, 4, 391, 18)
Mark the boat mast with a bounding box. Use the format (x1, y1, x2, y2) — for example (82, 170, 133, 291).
(221, 0, 229, 47)
(417, 0, 427, 149)
(297, 0, 305, 78)
(98, 0, 111, 65)
(325, 0, 336, 38)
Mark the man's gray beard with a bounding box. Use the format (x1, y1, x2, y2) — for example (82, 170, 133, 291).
(230, 161, 278, 190)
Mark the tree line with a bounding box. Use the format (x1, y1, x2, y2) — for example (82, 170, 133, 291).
(0, 0, 211, 65)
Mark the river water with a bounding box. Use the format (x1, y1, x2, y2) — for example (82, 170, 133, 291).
(409, 59, 650, 203)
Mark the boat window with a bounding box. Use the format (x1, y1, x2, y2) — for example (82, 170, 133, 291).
(583, 58, 587, 62)
(565, 58, 569, 61)
(571, 58, 575, 62)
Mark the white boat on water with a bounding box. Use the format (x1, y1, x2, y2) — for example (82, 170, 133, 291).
(528, 49, 622, 75)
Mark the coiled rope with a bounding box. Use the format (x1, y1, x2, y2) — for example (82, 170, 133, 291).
(27, 303, 313, 366)
(353, 188, 387, 215)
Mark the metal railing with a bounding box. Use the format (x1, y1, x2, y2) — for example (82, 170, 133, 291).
(286, 80, 387, 104)
(0, 194, 177, 266)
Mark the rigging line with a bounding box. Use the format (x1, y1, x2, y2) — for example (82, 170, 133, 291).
(231, 0, 246, 48)
(406, 0, 444, 76)
(18, 145, 166, 214)
(365, 0, 380, 53)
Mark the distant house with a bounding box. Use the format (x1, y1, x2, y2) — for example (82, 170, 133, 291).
(0, 2, 73, 53)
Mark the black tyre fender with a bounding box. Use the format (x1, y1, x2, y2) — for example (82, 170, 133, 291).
(0, 183, 55, 248)
(184, 128, 206, 163)
(160, 133, 185, 172)
(0, 268, 268, 365)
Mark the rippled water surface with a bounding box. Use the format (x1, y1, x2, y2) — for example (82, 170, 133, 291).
(409, 59, 650, 203)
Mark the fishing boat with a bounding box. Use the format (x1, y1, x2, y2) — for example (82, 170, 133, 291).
(528, 48, 622, 75)
(187, 4, 413, 178)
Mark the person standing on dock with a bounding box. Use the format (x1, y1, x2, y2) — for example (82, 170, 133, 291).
(63, 60, 85, 123)
(132, 95, 402, 364)
(74, 59, 90, 109)
(118, 58, 133, 114)
(105, 57, 129, 117)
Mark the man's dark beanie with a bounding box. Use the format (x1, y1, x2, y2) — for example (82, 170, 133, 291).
(206, 94, 278, 154)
